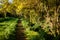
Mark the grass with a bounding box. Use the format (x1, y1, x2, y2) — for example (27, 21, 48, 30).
(21, 18, 40, 40)
(0, 17, 18, 40)
(0, 17, 58, 40)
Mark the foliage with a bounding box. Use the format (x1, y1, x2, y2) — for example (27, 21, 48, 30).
(0, 0, 60, 40)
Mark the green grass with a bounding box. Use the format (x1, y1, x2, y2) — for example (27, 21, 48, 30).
(0, 17, 18, 40)
(21, 18, 40, 40)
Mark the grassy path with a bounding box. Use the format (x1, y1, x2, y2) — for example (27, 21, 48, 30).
(0, 17, 39, 40)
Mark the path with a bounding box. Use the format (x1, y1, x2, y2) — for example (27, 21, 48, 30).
(16, 19, 27, 40)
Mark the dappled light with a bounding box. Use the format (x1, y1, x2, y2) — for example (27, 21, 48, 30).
(0, 0, 60, 40)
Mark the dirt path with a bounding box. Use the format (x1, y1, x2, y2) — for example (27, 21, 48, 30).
(16, 19, 27, 40)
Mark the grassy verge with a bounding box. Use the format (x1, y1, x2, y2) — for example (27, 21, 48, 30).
(0, 17, 18, 40)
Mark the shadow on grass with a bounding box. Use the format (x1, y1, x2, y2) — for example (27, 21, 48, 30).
(0, 17, 17, 22)
(7, 31, 16, 40)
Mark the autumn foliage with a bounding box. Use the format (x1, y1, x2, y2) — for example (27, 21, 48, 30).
(0, 0, 60, 40)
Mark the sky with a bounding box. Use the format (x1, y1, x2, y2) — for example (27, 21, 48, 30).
(8, 0, 13, 3)
(0, 0, 13, 4)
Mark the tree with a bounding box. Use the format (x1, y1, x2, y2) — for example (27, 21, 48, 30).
(0, 0, 8, 18)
